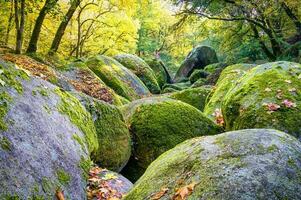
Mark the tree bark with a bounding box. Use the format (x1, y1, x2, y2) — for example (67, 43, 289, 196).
(49, 0, 80, 54)
(14, 0, 25, 54)
(5, 0, 14, 45)
(26, 0, 59, 53)
(250, 24, 276, 61)
(281, 2, 301, 35)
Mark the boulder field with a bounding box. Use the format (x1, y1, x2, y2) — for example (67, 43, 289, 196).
(1, 52, 301, 200)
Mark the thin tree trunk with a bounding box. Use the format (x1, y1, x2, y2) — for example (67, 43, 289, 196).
(5, 0, 14, 45)
(26, 0, 59, 53)
(14, 0, 25, 54)
(250, 24, 276, 61)
(281, 2, 301, 35)
(49, 0, 80, 54)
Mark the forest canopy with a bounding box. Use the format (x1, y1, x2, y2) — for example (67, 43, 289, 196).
(0, 0, 300, 73)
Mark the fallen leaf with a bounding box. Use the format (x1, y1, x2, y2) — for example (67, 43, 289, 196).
(213, 108, 224, 126)
(288, 88, 297, 92)
(172, 182, 197, 200)
(151, 188, 169, 200)
(56, 189, 65, 200)
(264, 87, 272, 92)
(263, 102, 280, 112)
(282, 99, 296, 108)
(285, 80, 292, 84)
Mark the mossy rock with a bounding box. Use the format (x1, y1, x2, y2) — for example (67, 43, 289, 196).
(189, 69, 210, 83)
(86, 55, 150, 101)
(222, 61, 301, 140)
(174, 46, 218, 82)
(58, 60, 123, 106)
(120, 98, 222, 181)
(168, 87, 212, 111)
(145, 58, 172, 88)
(162, 82, 191, 91)
(73, 92, 131, 172)
(204, 62, 228, 73)
(124, 129, 301, 200)
(114, 54, 160, 94)
(204, 63, 228, 86)
(0, 60, 96, 199)
(191, 78, 206, 88)
(204, 63, 256, 121)
(161, 87, 179, 94)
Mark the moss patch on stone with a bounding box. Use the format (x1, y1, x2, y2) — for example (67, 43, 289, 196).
(86, 55, 150, 101)
(55, 88, 98, 154)
(204, 63, 255, 120)
(82, 97, 131, 172)
(57, 169, 71, 186)
(168, 87, 212, 111)
(121, 98, 222, 181)
(114, 54, 161, 94)
(0, 137, 11, 151)
(222, 61, 301, 139)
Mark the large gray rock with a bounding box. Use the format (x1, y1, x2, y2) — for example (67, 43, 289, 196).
(0, 60, 98, 199)
(174, 46, 218, 82)
(124, 129, 301, 200)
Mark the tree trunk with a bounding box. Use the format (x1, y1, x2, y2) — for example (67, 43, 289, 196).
(281, 2, 301, 35)
(14, 0, 25, 54)
(26, 0, 59, 53)
(250, 24, 276, 61)
(5, 0, 14, 45)
(49, 0, 80, 54)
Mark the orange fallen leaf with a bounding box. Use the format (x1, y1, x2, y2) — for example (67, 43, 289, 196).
(151, 187, 169, 200)
(172, 182, 197, 200)
(56, 189, 65, 200)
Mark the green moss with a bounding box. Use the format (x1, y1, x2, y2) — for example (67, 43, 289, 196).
(204, 63, 256, 120)
(0, 92, 12, 131)
(189, 69, 209, 83)
(54, 88, 98, 154)
(41, 177, 55, 194)
(0, 137, 11, 151)
(222, 62, 301, 139)
(86, 55, 150, 100)
(79, 156, 93, 180)
(169, 87, 212, 111)
(72, 134, 86, 152)
(88, 100, 131, 171)
(121, 99, 222, 181)
(114, 54, 161, 94)
(43, 105, 51, 114)
(0, 62, 30, 131)
(267, 144, 278, 153)
(57, 169, 71, 186)
(1, 195, 20, 200)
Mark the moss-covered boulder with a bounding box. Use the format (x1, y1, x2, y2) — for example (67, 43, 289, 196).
(124, 129, 301, 200)
(168, 87, 212, 111)
(204, 63, 228, 85)
(204, 63, 256, 122)
(120, 98, 222, 181)
(58, 60, 123, 106)
(189, 69, 210, 83)
(86, 55, 150, 101)
(222, 61, 301, 139)
(174, 46, 218, 82)
(162, 81, 191, 92)
(145, 58, 173, 88)
(0, 60, 97, 199)
(191, 78, 206, 88)
(73, 92, 131, 172)
(114, 54, 160, 94)
(204, 62, 228, 73)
